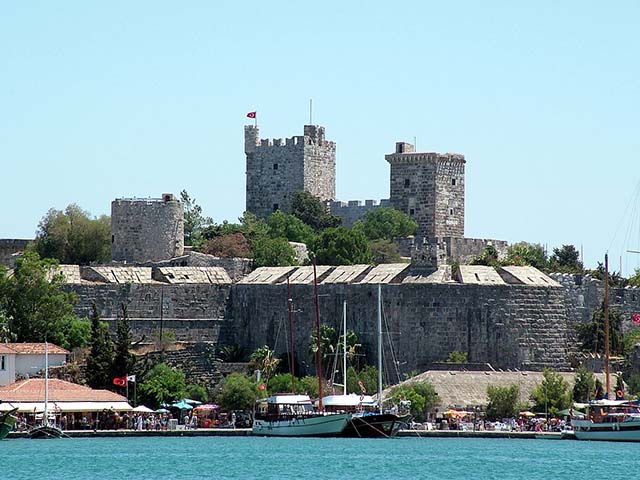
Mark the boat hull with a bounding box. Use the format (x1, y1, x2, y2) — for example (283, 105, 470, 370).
(252, 413, 351, 437)
(0, 409, 18, 440)
(341, 413, 408, 438)
(29, 424, 64, 439)
(572, 419, 640, 442)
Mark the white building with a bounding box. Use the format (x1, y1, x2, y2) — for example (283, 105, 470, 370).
(0, 343, 69, 386)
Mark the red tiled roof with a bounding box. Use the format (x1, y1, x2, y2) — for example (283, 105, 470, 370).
(0, 344, 16, 354)
(5, 343, 69, 355)
(0, 379, 126, 403)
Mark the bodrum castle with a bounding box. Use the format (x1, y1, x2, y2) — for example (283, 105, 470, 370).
(2, 122, 640, 391)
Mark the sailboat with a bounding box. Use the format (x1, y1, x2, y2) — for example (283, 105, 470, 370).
(572, 254, 640, 441)
(252, 262, 351, 436)
(29, 341, 63, 439)
(320, 285, 406, 438)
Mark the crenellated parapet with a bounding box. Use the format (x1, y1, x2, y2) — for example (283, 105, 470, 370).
(329, 199, 391, 227)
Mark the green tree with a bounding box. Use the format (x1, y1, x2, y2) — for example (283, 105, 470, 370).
(267, 211, 315, 244)
(112, 303, 136, 378)
(0, 305, 16, 343)
(55, 315, 91, 350)
(345, 365, 379, 396)
(549, 244, 583, 274)
(369, 239, 403, 264)
(530, 369, 571, 416)
(186, 384, 209, 403)
(85, 303, 115, 390)
(629, 268, 640, 287)
(180, 190, 213, 247)
(267, 373, 296, 394)
(311, 227, 372, 265)
(297, 375, 321, 398)
(32, 204, 111, 264)
(446, 351, 468, 364)
(470, 245, 499, 266)
(572, 366, 595, 403)
(389, 382, 438, 421)
(216, 373, 259, 411)
(252, 237, 297, 267)
(249, 346, 280, 383)
(139, 363, 187, 408)
(354, 207, 417, 241)
(486, 384, 520, 420)
(291, 191, 341, 231)
(0, 252, 79, 343)
(504, 242, 548, 270)
(577, 303, 624, 355)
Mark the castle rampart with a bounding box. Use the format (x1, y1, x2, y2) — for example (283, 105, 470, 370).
(0, 239, 30, 268)
(329, 199, 391, 228)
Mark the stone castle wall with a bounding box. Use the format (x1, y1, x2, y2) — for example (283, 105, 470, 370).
(329, 199, 391, 228)
(0, 239, 30, 268)
(230, 282, 573, 378)
(111, 195, 184, 263)
(66, 283, 231, 343)
(244, 125, 335, 219)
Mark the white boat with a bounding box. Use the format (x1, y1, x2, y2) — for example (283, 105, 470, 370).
(29, 341, 63, 439)
(252, 394, 351, 436)
(572, 400, 640, 442)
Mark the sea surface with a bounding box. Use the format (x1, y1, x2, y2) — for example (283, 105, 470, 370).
(3, 436, 638, 480)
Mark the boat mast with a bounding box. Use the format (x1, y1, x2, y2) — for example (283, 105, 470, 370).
(44, 340, 49, 426)
(313, 259, 323, 411)
(287, 276, 296, 394)
(343, 299, 347, 395)
(377, 284, 383, 415)
(604, 253, 611, 399)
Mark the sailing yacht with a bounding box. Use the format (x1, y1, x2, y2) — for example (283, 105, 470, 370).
(319, 285, 406, 438)
(29, 342, 63, 439)
(252, 263, 351, 437)
(571, 254, 640, 442)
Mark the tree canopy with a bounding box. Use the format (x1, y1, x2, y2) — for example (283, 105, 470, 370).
(577, 302, 624, 356)
(549, 245, 583, 274)
(85, 302, 115, 390)
(32, 204, 111, 264)
(267, 211, 315, 245)
(291, 191, 341, 231)
(572, 366, 595, 403)
(252, 237, 297, 267)
(530, 369, 571, 416)
(486, 384, 520, 420)
(389, 381, 438, 421)
(311, 227, 372, 265)
(504, 242, 548, 270)
(354, 207, 417, 241)
(180, 190, 213, 247)
(216, 373, 259, 411)
(138, 363, 188, 408)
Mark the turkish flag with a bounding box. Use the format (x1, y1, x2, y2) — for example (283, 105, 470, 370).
(633, 313, 640, 325)
(113, 376, 128, 387)
(246, 111, 256, 119)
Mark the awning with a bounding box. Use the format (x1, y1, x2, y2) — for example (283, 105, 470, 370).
(0, 401, 133, 413)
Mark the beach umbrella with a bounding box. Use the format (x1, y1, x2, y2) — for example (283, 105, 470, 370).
(155, 408, 169, 414)
(184, 399, 203, 406)
(172, 400, 194, 410)
(132, 405, 154, 413)
(519, 411, 535, 417)
(193, 404, 219, 411)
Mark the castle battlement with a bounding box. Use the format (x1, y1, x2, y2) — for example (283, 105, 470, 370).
(329, 199, 391, 227)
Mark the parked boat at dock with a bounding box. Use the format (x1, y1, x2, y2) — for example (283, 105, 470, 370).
(572, 400, 640, 441)
(0, 408, 18, 440)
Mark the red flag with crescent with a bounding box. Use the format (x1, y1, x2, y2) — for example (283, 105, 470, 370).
(246, 111, 256, 119)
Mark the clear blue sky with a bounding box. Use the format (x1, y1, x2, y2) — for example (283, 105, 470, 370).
(2, 1, 640, 271)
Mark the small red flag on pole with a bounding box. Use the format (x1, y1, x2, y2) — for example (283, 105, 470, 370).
(113, 376, 128, 387)
(246, 111, 256, 119)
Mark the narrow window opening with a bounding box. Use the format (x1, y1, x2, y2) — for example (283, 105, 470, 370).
(273, 203, 279, 211)
(449, 209, 454, 215)
(452, 178, 456, 186)
(273, 163, 278, 171)
(409, 208, 415, 215)
(404, 179, 410, 187)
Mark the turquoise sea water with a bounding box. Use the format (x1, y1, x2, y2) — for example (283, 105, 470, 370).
(3, 436, 639, 480)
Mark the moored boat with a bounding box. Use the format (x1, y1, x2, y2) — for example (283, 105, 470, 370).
(572, 400, 640, 442)
(0, 408, 18, 440)
(252, 394, 351, 436)
(321, 394, 406, 437)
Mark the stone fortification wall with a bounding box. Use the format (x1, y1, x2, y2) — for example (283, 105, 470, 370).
(0, 239, 30, 268)
(66, 283, 231, 343)
(230, 282, 572, 377)
(111, 194, 184, 263)
(442, 237, 509, 264)
(147, 252, 253, 282)
(329, 199, 391, 228)
(244, 125, 336, 219)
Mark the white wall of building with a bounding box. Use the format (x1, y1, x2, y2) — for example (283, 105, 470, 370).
(0, 354, 17, 386)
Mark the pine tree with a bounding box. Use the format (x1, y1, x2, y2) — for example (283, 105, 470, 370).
(112, 303, 135, 378)
(85, 302, 114, 389)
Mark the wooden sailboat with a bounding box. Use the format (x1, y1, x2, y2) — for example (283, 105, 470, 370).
(572, 254, 640, 441)
(29, 341, 63, 439)
(0, 408, 18, 440)
(252, 261, 351, 436)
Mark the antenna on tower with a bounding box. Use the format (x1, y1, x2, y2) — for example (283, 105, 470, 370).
(309, 98, 313, 125)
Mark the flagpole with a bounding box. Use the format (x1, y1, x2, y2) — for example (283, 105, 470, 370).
(309, 98, 313, 125)
(126, 376, 129, 403)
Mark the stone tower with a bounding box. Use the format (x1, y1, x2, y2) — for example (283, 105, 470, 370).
(111, 193, 184, 263)
(385, 142, 465, 239)
(245, 124, 336, 218)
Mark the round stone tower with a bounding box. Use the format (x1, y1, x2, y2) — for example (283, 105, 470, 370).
(111, 193, 184, 263)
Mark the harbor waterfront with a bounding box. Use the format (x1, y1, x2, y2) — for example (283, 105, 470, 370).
(3, 435, 635, 480)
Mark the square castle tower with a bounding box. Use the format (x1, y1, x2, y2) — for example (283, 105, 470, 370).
(385, 142, 465, 239)
(244, 125, 336, 218)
